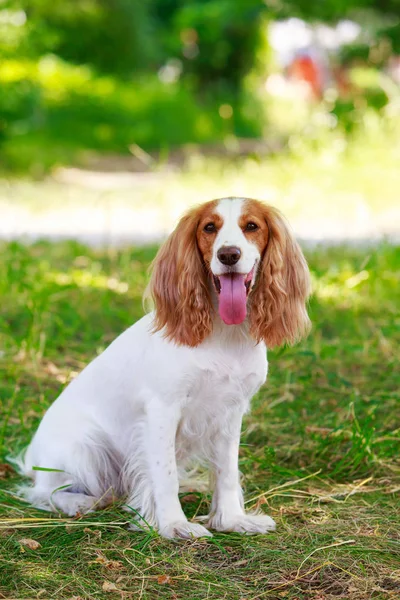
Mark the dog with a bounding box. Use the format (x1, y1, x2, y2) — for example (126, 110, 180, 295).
(14, 197, 311, 538)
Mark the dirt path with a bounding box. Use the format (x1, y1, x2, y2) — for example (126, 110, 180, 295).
(1, 168, 399, 246)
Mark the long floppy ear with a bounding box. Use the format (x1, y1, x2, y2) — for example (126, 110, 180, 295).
(249, 206, 311, 348)
(145, 208, 213, 347)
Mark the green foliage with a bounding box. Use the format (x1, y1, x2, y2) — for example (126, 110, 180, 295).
(170, 0, 265, 90)
(0, 0, 270, 172)
(2, 0, 156, 74)
(276, 0, 400, 21)
(1, 0, 267, 86)
(0, 241, 399, 598)
(379, 21, 400, 54)
(2, 0, 400, 172)
(0, 56, 260, 173)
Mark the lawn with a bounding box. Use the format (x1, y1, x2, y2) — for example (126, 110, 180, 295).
(0, 239, 399, 599)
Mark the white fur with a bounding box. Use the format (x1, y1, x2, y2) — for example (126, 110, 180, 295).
(211, 197, 261, 277)
(13, 198, 276, 538)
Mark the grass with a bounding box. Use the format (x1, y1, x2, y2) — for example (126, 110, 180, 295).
(0, 239, 399, 599)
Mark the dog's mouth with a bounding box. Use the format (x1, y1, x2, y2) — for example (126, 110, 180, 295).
(212, 270, 253, 296)
(212, 265, 256, 325)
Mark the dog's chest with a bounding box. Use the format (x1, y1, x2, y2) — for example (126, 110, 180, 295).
(182, 348, 267, 417)
(175, 351, 267, 461)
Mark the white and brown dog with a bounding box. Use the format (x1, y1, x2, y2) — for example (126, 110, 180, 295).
(15, 197, 311, 538)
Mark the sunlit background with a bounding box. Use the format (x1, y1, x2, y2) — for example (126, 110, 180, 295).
(1, 0, 400, 243)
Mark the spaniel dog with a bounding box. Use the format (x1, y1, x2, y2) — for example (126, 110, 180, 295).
(15, 197, 311, 539)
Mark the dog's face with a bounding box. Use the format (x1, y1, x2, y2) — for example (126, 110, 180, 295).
(148, 197, 311, 347)
(196, 198, 270, 325)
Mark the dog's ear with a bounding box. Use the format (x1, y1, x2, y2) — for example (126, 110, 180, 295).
(146, 207, 213, 347)
(249, 206, 311, 347)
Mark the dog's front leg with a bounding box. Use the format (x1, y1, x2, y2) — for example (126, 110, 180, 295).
(143, 399, 212, 539)
(207, 408, 276, 535)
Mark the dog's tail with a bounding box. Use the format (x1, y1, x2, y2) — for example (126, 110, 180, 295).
(8, 445, 35, 480)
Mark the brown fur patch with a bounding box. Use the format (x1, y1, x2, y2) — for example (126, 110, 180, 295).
(246, 200, 311, 347)
(239, 199, 270, 254)
(146, 200, 219, 347)
(196, 204, 223, 268)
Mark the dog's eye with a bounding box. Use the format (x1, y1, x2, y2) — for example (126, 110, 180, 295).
(204, 222, 217, 233)
(245, 222, 258, 231)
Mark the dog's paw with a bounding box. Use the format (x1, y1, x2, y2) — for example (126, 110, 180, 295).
(159, 521, 213, 540)
(52, 492, 101, 516)
(207, 512, 276, 535)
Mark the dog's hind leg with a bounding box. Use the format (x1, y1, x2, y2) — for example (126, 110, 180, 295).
(16, 435, 120, 515)
(50, 489, 109, 516)
(19, 471, 112, 515)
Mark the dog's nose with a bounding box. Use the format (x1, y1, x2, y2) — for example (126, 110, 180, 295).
(217, 246, 241, 266)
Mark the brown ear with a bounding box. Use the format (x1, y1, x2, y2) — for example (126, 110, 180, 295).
(249, 206, 311, 348)
(146, 208, 213, 346)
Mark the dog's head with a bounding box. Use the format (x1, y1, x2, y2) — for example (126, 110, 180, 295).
(147, 197, 311, 347)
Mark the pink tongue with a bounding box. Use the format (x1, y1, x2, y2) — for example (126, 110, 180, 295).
(218, 274, 247, 325)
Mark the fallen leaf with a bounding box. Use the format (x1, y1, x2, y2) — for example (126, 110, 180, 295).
(181, 494, 199, 503)
(107, 560, 123, 571)
(19, 538, 41, 550)
(0, 463, 14, 479)
(94, 553, 108, 565)
(157, 575, 172, 585)
(102, 581, 118, 592)
(93, 551, 123, 570)
(254, 496, 268, 510)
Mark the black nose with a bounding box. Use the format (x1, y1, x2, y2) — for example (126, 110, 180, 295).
(217, 246, 241, 266)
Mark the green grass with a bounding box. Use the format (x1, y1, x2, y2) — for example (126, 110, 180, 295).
(0, 240, 399, 599)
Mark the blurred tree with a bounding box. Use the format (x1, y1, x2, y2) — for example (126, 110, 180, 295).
(7, 0, 156, 74)
(8, 0, 267, 93)
(158, 0, 265, 93)
(275, 0, 400, 21)
(3, 0, 400, 89)
(2, 0, 400, 171)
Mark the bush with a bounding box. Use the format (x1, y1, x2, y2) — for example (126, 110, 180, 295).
(0, 56, 261, 172)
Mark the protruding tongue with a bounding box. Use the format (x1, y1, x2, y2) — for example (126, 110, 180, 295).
(218, 273, 247, 325)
